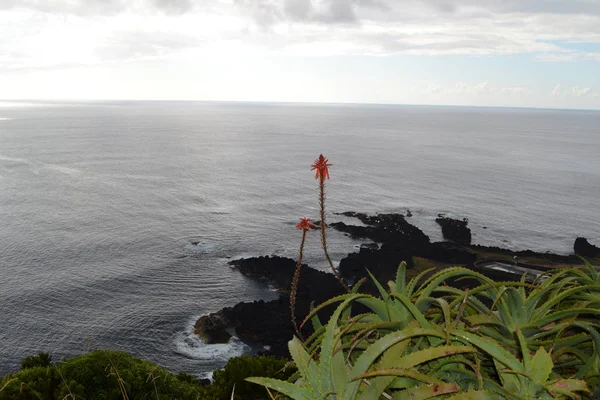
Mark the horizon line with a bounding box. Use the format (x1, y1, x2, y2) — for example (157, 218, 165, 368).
(1, 98, 599, 112)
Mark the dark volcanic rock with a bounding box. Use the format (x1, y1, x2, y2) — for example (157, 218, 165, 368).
(574, 237, 600, 258)
(339, 244, 413, 291)
(422, 242, 476, 265)
(194, 313, 232, 344)
(194, 256, 347, 356)
(435, 217, 472, 245)
(331, 213, 430, 251)
(469, 244, 580, 264)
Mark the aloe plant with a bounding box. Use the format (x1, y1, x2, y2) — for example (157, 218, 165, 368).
(248, 262, 598, 399)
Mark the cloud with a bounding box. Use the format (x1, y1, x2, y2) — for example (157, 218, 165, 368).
(2, 0, 600, 73)
(150, 0, 193, 14)
(572, 86, 592, 97)
(0, 0, 196, 15)
(426, 84, 443, 94)
(423, 81, 533, 96)
(549, 84, 596, 97)
(235, 0, 385, 25)
(552, 84, 562, 96)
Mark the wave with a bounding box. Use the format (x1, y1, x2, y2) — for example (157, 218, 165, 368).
(173, 316, 250, 364)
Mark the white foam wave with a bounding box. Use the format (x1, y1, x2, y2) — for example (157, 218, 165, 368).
(0, 117, 12, 121)
(0, 155, 27, 163)
(174, 317, 250, 362)
(41, 163, 81, 176)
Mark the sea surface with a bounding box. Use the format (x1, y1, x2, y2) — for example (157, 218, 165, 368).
(1, 101, 599, 377)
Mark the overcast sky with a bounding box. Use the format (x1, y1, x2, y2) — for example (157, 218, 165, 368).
(1, 0, 599, 109)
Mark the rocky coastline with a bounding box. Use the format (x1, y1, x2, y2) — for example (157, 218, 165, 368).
(194, 212, 598, 358)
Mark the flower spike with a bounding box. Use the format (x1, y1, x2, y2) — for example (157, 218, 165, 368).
(296, 217, 316, 231)
(311, 154, 332, 180)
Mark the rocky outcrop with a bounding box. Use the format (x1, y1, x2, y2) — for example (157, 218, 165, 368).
(339, 244, 413, 293)
(194, 212, 591, 357)
(435, 216, 472, 245)
(331, 212, 430, 251)
(194, 256, 347, 356)
(574, 237, 600, 258)
(334, 213, 475, 283)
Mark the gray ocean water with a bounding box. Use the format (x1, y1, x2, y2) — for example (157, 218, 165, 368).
(1, 101, 599, 377)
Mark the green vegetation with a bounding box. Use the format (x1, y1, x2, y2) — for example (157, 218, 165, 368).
(248, 260, 600, 399)
(0, 351, 291, 400)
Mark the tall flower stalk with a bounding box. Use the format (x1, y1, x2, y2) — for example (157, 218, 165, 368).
(290, 217, 314, 341)
(311, 155, 350, 292)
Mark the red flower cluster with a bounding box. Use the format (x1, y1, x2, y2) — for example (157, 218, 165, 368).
(296, 217, 315, 231)
(311, 154, 332, 180)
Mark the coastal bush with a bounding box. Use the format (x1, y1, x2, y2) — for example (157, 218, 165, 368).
(0, 350, 205, 400)
(20, 352, 53, 370)
(0, 351, 294, 400)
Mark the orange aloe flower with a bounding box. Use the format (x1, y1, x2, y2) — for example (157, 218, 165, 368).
(311, 154, 332, 180)
(296, 217, 316, 231)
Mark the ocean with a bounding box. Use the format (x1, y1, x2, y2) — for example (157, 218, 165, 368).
(0, 101, 599, 377)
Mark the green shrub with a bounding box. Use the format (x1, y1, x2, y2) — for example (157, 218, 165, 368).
(1, 351, 295, 400)
(1, 350, 205, 400)
(205, 355, 295, 400)
(21, 352, 53, 370)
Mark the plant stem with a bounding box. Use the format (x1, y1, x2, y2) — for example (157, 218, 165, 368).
(319, 176, 350, 292)
(290, 228, 307, 341)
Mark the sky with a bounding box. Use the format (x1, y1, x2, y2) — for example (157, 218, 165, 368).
(1, 0, 599, 109)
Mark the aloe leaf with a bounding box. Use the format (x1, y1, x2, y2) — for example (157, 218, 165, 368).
(356, 297, 397, 322)
(390, 382, 461, 399)
(395, 261, 408, 294)
(331, 339, 349, 396)
(394, 345, 476, 370)
(533, 285, 600, 319)
(530, 347, 553, 385)
(367, 269, 390, 301)
(390, 293, 434, 330)
(416, 297, 452, 331)
(453, 330, 524, 372)
(358, 339, 413, 399)
(416, 267, 494, 300)
(351, 277, 368, 293)
(515, 327, 532, 372)
(526, 308, 600, 329)
(245, 377, 315, 400)
(320, 296, 360, 394)
(288, 337, 321, 393)
(345, 327, 446, 399)
(545, 378, 589, 398)
(406, 268, 436, 297)
(352, 368, 442, 384)
(300, 293, 365, 328)
(309, 304, 323, 332)
(443, 390, 496, 400)
(466, 314, 502, 327)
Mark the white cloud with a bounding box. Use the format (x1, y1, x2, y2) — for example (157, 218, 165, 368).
(1, 0, 600, 72)
(550, 85, 596, 97)
(571, 86, 593, 97)
(551, 84, 562, 96)
(426, 84, 443, 94)
(422, 81, 534, 96)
